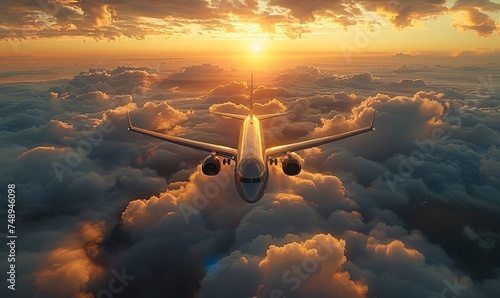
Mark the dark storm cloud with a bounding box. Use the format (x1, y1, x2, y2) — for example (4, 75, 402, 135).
(2, 62, 500, 298)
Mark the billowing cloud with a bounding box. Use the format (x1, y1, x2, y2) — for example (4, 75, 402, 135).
(1, 60, 500, 298)
(463, 225, 500, 251)
(452, 0, 500, 37)
(258, 234, 368, 297)
(0, 0, 498, 40)
(361, 0, 449, 28)
(34, 221, 105, 297)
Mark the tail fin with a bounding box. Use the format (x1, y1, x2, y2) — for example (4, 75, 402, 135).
(250, 73, 254, 117)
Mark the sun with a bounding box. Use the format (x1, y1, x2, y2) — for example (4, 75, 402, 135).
(251, 43, 262, 53)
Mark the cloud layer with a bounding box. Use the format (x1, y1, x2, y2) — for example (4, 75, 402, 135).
(1, 57, 500, 297)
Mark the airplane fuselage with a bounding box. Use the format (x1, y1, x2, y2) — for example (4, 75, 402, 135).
(234, 115, 269, 203)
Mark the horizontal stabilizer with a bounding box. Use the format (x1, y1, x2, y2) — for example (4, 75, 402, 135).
(211, 110, 293, 121)
(210, 111, 248, 120)
(257, 110, 293, 120)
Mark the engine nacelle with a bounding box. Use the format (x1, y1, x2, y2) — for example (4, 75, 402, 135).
(281, 153, 301, 176)
(202, 155, 221, 176)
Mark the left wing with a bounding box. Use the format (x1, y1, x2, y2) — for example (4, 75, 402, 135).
(266, 111, 376, 159)
(127, 112, 237, 159)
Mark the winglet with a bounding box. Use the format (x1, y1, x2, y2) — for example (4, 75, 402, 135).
(370, 110, 376, 131)
(127, 111, 132, 130)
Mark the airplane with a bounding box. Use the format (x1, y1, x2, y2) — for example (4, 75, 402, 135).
(127, 74, 376, 203)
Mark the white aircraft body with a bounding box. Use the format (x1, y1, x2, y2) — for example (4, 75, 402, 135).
(127, 75, 375, 203)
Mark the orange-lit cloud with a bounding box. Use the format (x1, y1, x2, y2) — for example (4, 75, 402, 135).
(3, 61, 500, 298)
(258, 233, 368, 297)
(0, 0, 498, 42)
(452, 0, 500, 37)
(361, 0, 449, 28)
(34, 221, 105, 297)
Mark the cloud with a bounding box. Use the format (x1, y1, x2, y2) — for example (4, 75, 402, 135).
(268, 0, 361, 25)
(160, 64, 236, 90)
(34, 221, 105, 297)
(206, 80, 249, 104)
(258, 234, 368, 298)
(388, 79, 427, 90)
(391, 52, 416, 58)
(2, 61, 500, 298)
(315, 72, 376, 88)
(1, 0, 496, 41)
(360, 0, 449, 28)
(452, 0, 500, 37)
(453, 8, 499, 37)
(391, 65, 429, 74)
(463, 225, 500, 251)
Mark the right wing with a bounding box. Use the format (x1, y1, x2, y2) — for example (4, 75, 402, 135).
(127, 112, 237, 159)
(266, 111, 376, 159)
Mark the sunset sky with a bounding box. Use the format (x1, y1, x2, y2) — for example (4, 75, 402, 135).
(1, 0, 499, 56)
(1, 1, 500, 298)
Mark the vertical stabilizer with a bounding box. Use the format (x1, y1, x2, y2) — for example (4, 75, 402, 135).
(250, 73, 254, 117)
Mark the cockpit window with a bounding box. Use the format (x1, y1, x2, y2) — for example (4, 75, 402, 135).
(237, 158, 264, 184)
(240, 176, 261, 184)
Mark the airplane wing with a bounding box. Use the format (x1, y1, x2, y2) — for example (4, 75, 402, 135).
(266, 111, 376, 159)
(127, 112, 237, 159)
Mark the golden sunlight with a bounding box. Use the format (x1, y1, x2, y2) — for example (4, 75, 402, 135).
(251, 43, 262, 53)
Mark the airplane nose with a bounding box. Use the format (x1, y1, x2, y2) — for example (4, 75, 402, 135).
(241, 183, 262, 203)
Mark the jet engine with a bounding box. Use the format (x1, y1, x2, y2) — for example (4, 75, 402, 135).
(202, 155, 221, 176)
(281, 153, 301, 176)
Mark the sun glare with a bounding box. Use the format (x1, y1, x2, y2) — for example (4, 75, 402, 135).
(251, 43, 262, 53)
